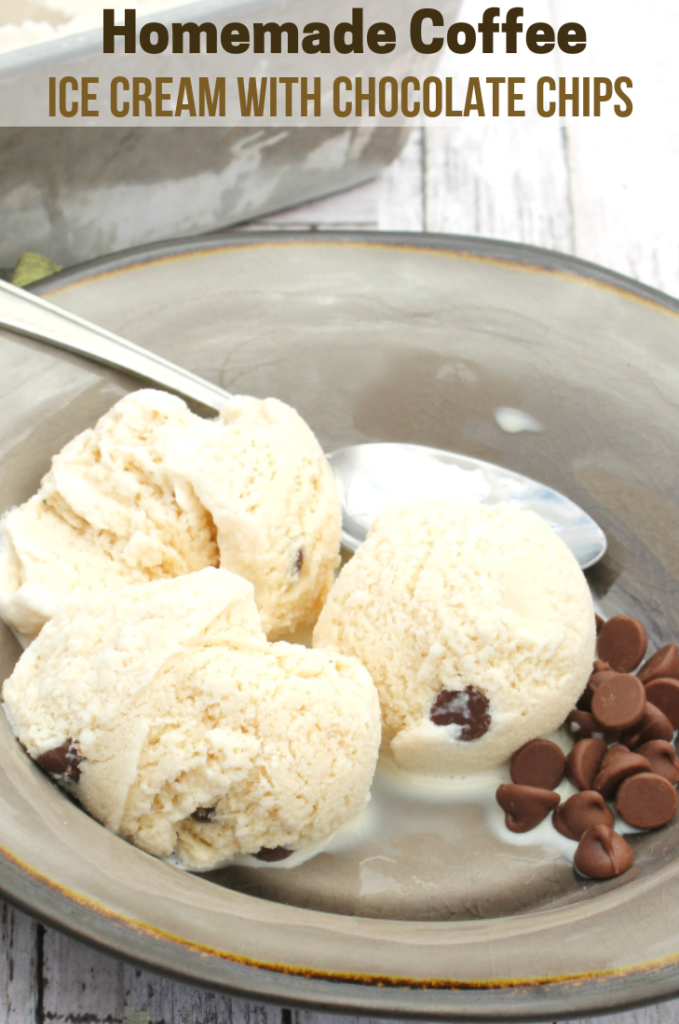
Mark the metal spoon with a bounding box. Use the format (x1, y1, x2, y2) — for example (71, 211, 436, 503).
(0, 278, 606, 569)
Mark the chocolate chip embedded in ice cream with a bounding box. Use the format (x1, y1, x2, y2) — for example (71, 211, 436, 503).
(429, 687, 490, 740)
(191, 807, 216, 823)
(314, 501, 595, 775)
(36, 739, 83, 782)
(254, 847, 293, 862)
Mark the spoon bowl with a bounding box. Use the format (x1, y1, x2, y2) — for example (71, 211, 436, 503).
(329, 442, 607, 568)
(0, 278, 606, 569)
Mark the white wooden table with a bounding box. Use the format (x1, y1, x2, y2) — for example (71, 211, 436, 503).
(3, 1, 679, 1019)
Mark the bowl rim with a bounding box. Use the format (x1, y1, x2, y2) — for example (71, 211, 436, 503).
(1, 228, 678, 1020)
(31, 227, 679, 318)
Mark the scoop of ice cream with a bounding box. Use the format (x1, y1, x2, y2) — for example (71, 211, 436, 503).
(0, 389, 340, 641)
(313, 501, 596, 774)
(3, 568, 380, 869)
(158, 393, 340, 639)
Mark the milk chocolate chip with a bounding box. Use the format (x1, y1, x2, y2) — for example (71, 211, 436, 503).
(254, 847, 293, 862)
(644, 678, 679, 729)
(574, 825, 634, 879)
(496, 784, 560, 833)
(36, 740, 83, 782)
(595, 615, 605, 636)
(638, 644, 679, 684)
(591, 674, 646, 731)
(191, 807, 216, 823)
(577, 667, 618, 712)
(597, 615, 647, 673)
(430, 687, 490, 740)
(567, 710, 600, 741)
(510, 739, 566, 790)
(615, 772, 679, 830)
(593, 748, 651, 800)
(622, 702, 674, 748)
(553, 791, 614, 841)
(636, 740, 679, 784)
(566, 738, 607, 791)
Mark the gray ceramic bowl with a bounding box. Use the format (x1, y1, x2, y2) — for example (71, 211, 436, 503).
(1, 232, 679, 1019)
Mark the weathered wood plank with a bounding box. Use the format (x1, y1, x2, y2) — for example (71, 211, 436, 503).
(247, 125, 426, 234)
(0, 902, 38, 1024)
(421, 30, 573, 252)
(554, 0, 679, 299)
(375, 126, 425, 232)
(41, 926, 282, 1024)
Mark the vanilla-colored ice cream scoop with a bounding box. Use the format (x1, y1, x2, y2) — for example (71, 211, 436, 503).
(0, 388, 340, 642)
(314, 500, 596, 775)
(3, 568, 381, 869)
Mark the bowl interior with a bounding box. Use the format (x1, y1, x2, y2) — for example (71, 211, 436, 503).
(1, 234, 679, 1009)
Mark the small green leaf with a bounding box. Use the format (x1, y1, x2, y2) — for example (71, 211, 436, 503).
(11, 252, 62, 288)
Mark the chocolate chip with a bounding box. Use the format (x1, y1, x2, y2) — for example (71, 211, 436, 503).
(635, 741, 679, 784)
(430, 687, 490, 741)
(191, 807, 216, 823)
(578, 668, 619, 712)
(595, 615, 605, 636)
(594, 660, 611, 672)
(574, 825, 634, 879)
(510, 739, 566, 790)
(597, 615, 648, 673)
(553, 791, 614, 841)
(593, 748, 652, 800)
(623, 701, 674, 748)
(567, 710, 601, 741)
(566, 709, 620, 744)
(254, 847, 293, 862)
(294, 549, 304, 574)
(36, 740, 83, 782)
(643, 678, 679, 729)
(496, 784, 560, 833)
(638, 644, 679, 684)
(615, 772, 679, 830)
(607, 743, 631, 758)
(566, 738, 607, 791)
(591, 674, 646, 731)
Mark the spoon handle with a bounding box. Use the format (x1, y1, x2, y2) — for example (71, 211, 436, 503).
(0, 278, 228, 414)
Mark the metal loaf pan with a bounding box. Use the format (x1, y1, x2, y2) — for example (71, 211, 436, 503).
(0, 0, 461, 269)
